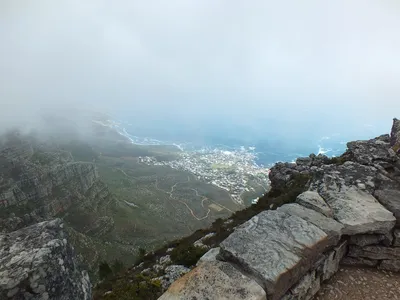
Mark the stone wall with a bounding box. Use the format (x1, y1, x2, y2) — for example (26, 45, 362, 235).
(159, 119, 400, 300)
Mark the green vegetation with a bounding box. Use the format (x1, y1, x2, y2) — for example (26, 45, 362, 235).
(101, 274, 162, 300)
(393, 143, 400, 153)
(325, 155, 350, 165)
(99, 261, 113, 280)
(30, 151, 53, 165)
(170, 245, 207, 267)
(112, 260, 124, 274)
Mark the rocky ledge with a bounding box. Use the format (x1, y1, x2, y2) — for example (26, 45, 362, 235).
(159, 119, 400, 300)
(0, 219, 91, 299)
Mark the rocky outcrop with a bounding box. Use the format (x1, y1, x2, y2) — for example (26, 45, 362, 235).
(0, 137, 116, 284)
(0, 219, 91, 299)
(159, 118, 400, 300)
(391, 118, 400, 152)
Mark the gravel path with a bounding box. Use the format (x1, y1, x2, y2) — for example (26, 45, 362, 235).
(315, 266, 400, 300)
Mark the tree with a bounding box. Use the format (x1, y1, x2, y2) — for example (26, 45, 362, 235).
(99, 261, 113, 280)
(112, 259, 124, 274)
(138, 247, 146, 259)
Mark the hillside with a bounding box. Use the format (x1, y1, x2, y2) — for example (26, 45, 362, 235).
(1, 118, 399, 300)
(0, 118, 245, 280)
(93, 118, 400, 300)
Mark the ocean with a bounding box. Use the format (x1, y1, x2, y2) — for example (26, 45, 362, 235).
(113, 120, 351, 167)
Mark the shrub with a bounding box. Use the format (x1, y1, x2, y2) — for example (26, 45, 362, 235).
(112, 259, 124, 274)
(99, 261, 113, 280)
(170, 244, 207, 267)
(103, 274, 162, 300)
(393, 143, 400, 154)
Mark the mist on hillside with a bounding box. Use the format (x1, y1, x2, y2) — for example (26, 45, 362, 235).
(1, 0, 399, 148)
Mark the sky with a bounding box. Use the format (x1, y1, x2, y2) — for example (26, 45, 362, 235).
(0, 0, 399, 143)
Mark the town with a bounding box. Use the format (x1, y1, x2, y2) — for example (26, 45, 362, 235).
(139, 147, 270, 205)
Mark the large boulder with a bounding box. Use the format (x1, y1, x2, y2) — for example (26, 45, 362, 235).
(158, 261, 266, 300)
(0, 219, 91, 300)
(219, 210, 331, 300)
(346, 134, 397, 167)
(311, 163, 396, 235)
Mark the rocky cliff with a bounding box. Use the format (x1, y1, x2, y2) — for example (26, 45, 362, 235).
(0, 137, 113, 234)
(0, 219, 91, 300)
(0, 134, 121, 299)
(158, 118, 400, 300)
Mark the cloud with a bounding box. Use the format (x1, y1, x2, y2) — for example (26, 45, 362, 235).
(0, 0, 399, 137)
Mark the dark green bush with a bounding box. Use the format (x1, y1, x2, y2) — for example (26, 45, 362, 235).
(170, 244, 207, 267)
(99, 261, 113, 280)
(103, 274, 162, 300)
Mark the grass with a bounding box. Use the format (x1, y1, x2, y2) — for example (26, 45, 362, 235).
(393, 143, 400, 153)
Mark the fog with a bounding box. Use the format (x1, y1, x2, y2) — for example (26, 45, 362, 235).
(1, 0, 399, 142)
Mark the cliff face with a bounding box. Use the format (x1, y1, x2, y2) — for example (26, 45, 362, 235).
(159, 120, 400, 300)
(0, 137, 113, 236)
(0, 219, 91, 300)
(0, 135, 120, 299)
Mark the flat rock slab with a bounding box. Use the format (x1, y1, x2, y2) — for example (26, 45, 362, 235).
(341, 256, 379, 267)
(320, 187, 395, 235)
(220, 210, 331, 300)
(380, 260, 400, 272)
(196, 247, 220, 266)
(348, 245, 400, 260)
(278, 203, 343, 246)
(349, 233, 392, 247)
(296, 191, 333, 217)
(374, 189, 400, 225)
(158, 261, 266, 300)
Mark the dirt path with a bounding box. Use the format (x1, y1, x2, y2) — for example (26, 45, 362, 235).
(315, 266, 400, 300)
(154, 178, 211, 221)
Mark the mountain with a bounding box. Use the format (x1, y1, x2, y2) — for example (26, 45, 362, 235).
(95, 118, 400, 300)
(1, 118, 399, 300)
(0, 115, 244, 280)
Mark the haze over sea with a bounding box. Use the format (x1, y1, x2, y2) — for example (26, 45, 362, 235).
(114, 116, 387, 166)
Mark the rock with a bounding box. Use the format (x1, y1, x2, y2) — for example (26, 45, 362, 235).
(349, 233, 393, 247)
(317, 185, 395, 235)
(341, 256, 379, 267)
(374, 189, 400, 225)
(379, 260, 400, 272)
(220, 210, 331, 300)
(153, 264, 164, 273)
(348, 245, 400, 260)
(394, 230, 400, 247)
(159, 255, 172, 265)
(193, 232, 216, 249)
(296, 157, 312, 166)
(0, 219, 91, 300)
(155, 265, 191, 290)
(286, 270, 320, 300)
(346, 135, 395, 167)
(196, 247, 220, 266)
(278, 203, 343, 245)
(390, 118, 400, 151)
(321, 241, 348, 281)
(296, 191, 333, 217)
(158, 261, 266, 300)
